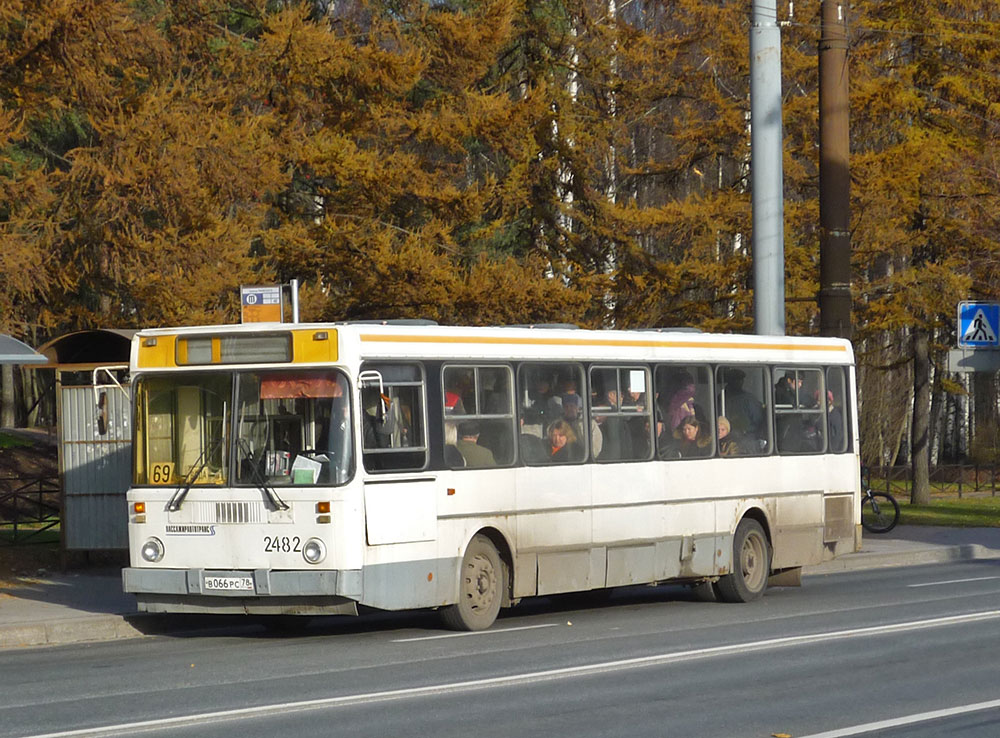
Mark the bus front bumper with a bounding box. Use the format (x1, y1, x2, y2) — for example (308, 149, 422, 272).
(122, 567, 363, 615)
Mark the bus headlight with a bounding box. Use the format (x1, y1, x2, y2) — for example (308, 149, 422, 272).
(302, 538, 326, 565)
(140, 537, 165, 563)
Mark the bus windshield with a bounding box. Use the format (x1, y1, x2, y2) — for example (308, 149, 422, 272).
(134, 374, 231, 487)
(234, 370, 353, 487)
(134, 369, 354, 488)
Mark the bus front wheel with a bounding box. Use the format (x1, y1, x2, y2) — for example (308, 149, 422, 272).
(441, 534, 503, 631)
(715, 519, 770, 603)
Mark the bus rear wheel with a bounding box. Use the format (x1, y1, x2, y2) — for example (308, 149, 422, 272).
(716, 519, 770, 603)
(441, 534, 503, 631)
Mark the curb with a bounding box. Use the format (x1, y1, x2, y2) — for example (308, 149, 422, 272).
(805, 543, 1000, 575)
(0, 614, 147, 650)
(0, 612, 263, 650)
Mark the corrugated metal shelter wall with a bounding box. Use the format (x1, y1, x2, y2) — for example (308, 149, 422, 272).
(60, 384, 132, 550)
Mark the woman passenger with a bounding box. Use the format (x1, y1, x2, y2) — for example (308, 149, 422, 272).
(672, 415, 711, 458)
(547, 419, 580, 462)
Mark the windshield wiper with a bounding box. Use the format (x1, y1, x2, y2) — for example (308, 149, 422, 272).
(167, 437, 223, 512)
(237, 439, 289, 511)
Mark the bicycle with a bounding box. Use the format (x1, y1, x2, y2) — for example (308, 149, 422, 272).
(860, 467, 900, 534)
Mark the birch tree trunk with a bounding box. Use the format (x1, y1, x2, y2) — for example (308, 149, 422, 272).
(1, 364, 14, 428)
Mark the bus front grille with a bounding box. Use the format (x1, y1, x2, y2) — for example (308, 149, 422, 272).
(185, 501, 267, 525)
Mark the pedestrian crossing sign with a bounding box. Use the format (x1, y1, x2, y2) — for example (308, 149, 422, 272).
(958, 301, 1000, 348)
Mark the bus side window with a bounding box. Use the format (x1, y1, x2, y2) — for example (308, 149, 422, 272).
(655, 364, 713, 459)
(591, 366, 652, 462)
(773, 367, 825, 454)
(716, 366, 770, 455)
(826, 366, 848, 453)
(361, 363, 427, 472)
(443, 365, 515, 468)
(519, 363, 586, 464)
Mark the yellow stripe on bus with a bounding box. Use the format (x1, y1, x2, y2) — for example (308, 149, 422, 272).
(360, 334, 849, 353)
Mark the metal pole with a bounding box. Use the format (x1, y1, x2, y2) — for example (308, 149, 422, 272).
(290, 279, 300, 324)
(751, 0, 785, 336)
(818, 0, 852, 339)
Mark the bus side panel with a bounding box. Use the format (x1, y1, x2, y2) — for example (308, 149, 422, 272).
(361, 540, 447, 610)
(594, 459, 718, 583)
(769, 493, 825, 570)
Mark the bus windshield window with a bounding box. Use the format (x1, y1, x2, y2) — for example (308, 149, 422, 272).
(134, 374, 231, 486)
(235, 370, 353, 486)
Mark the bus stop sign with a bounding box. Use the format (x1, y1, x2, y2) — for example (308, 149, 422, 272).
(958, 301, 1000, 348)
(241, 285, 283, 323)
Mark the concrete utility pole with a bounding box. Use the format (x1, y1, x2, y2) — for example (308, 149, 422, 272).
(751, 0, 785, 336)
(818, 0, 852, 339)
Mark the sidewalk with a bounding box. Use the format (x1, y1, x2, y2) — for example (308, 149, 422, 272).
(3, 525, 1000, 649)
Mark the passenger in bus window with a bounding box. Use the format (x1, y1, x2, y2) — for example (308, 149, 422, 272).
(821, 390, 844, 451)
(456, 420, 496, 468)
(774, 372, 800, 406)
(722, 369, 764, 439)
(362, 389, 393, 449)
(519, 414, 548, 462)
(801, 417, 824, 452)
(664, 372, 697, 431)
(594, 386, 632, 461)
(443, 421, 466, 467)
(547, 419, 580, 462)
(717, 416, 746, 457)
(777, 414, 823, 453)
(590, 418, 604, 457)
(529, 374, 562, 426)
(628, 415, 652, 458)
(444, 372, 468, 415)
(671, 415, 711, 457)
(481, 371, 509, 414)
(559, 377, 583, 422)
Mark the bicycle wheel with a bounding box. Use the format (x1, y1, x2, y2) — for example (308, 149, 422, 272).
(861, 492, 900, 534)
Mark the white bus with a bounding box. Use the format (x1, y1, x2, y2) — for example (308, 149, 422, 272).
(123, 321, 860, 630)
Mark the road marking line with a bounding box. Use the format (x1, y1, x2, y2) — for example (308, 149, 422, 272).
(393, 623, 560, 642)
(908, 575, 1000, 588)
(797, 697, 1000, 737)
(23, 609, 1000, 738)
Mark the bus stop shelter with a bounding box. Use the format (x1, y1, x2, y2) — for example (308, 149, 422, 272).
(34, 329, 135, 551)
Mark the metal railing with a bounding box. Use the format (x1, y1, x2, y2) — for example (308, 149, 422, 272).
(867, 464, 1000, 499)
(0, 476, 60, 545)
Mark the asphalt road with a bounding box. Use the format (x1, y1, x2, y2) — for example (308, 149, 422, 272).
(5, 558, 1000, 738)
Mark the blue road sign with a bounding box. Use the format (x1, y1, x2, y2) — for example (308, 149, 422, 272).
(958, 301, 1000, 348)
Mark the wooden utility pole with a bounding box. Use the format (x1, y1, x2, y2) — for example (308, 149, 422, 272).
(818, 0, 852, 340)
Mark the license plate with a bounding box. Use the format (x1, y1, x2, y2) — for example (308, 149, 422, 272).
(204, 576, 254, 591)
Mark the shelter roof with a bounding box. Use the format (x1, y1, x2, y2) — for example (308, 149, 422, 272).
(0, 334, 47, 364)
(34, 329, 136, 369)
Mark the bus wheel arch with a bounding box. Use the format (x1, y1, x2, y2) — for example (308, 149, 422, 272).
(740, 506, 773, 549)
(476, 527, 516, 607)
(440, 529, 511, 631)
(715, 514, 771, 603)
